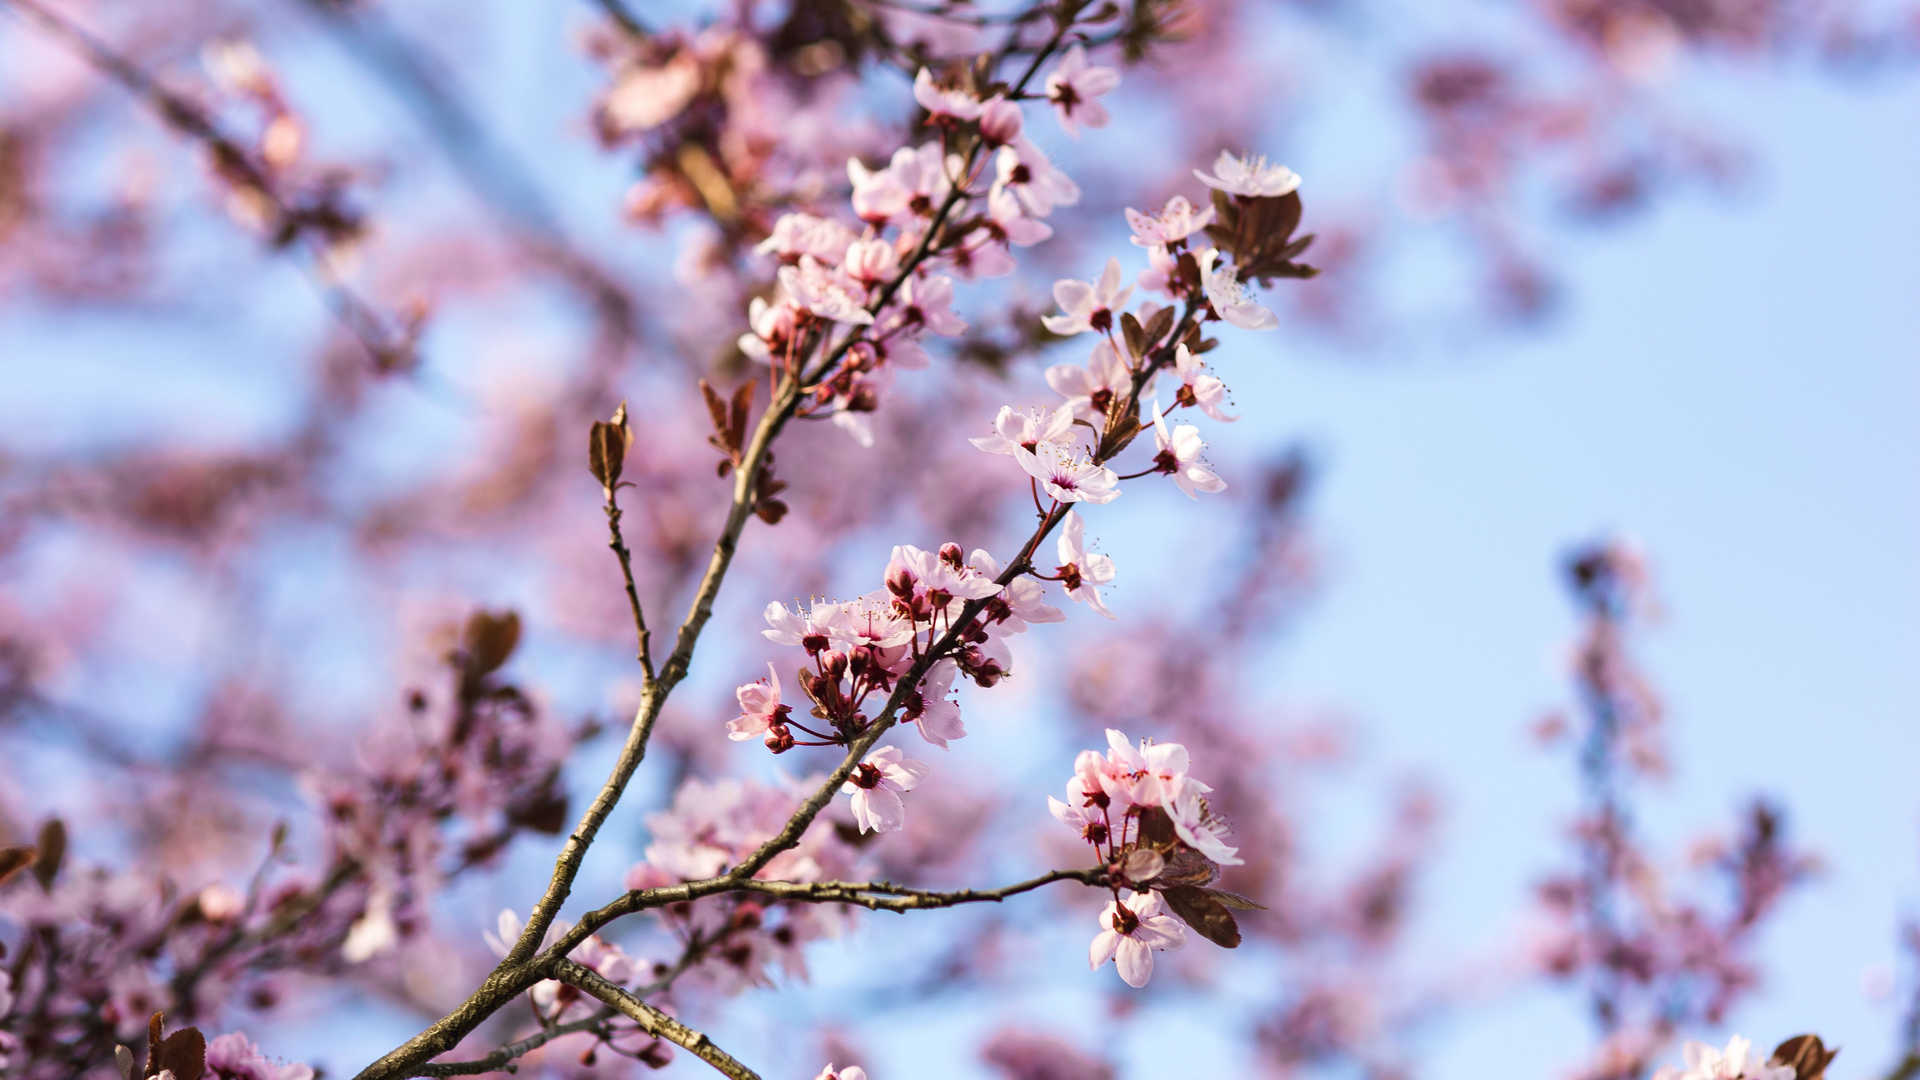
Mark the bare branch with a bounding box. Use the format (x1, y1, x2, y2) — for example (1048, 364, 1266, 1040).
(552, 961, 760, 1080)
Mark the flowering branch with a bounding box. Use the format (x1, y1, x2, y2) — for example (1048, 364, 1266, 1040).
(550, 960, 759, 1080)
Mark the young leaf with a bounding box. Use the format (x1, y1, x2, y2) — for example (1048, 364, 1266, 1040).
(1162, 885, 1242, 948)
(1770, 1035, 1837, 1080)
(1204, 887, 1268, 911)
(587, 401, 632, 490)
(32, 818, 65, 891)
(155, 1026, 207, 1080)
(462, 609, 521, 677)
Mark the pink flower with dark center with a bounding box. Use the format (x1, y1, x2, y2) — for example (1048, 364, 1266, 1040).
(970, 403, 1075, 457)
(1018, 442, 1121, 505)
(1171, 343, 1236, 421)
(888, 273, 966, 337)
(1197, 248, 1279, 331)
(1042, 258, 1132, 337)
(1043, 44, 1119, 136)
(978, 96, 1023, 145)
(993, 139, 1080, 218)
(1045, 339, 1135, 423)
(1054, 509, 1117, 616)
(1089, 891, 1185, 988)
(842, 745, 930, 833)
(904, 658, 965, 748)
(1150, 401, 1227, 499)
(727, 663, 790, 742)
(763, 598, 843, 653)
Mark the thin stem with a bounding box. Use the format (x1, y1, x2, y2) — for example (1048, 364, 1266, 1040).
(603, 494, 656, 681)
(412, 1008, 617, 1077)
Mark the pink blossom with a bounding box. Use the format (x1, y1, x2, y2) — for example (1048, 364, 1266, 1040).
(1054, 510, 1117, 616)
(1150, 402, 1227, 499)
(779, 257, 874, 325)
(815, 1065, 869, 1080)
(1089, 891, 1185, 988)
(913, 68, 982, 123)
(970, 403, 1075, 457)
(1045, 340, 1135, 423)
(904, 658, 965, 748)
(763, 598, 843, 652)
(1198, 248, 1279, 331)
(736, 293, 801, 363)
(1125, 195, 1215, 248)
(1017, 442, 1121, 505)
(889, 273, 967, 336)
(204, 1032, 315, 1080)
(1136, 243, 1180, 296)
(828, 590, 917, 650)
(1044, 44, 1119, 135)
(843, 745, 930, 833)
(994, 139, 1080, 218)
(969, 548, 1066, 631)
(1193, 150, 1302, 199)
(755, 213, 856, 265)
(842, 236, 900, 286)
(978, 96, 1023, 145)
(1168, 781, 1243, 866)
(1101, 727, 1192, 807)
(1171, 343, 1236, 421)
(1042, 258, 1133, 337)
(727, 663, 789, 741)
(1652, 1037, 1794, 1080)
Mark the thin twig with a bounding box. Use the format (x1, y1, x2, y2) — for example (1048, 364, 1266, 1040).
(411, 1008, 616, 1077)
(604, 492, 655, 681)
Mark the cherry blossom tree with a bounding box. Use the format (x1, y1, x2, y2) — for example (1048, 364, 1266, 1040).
(0, 1, 1913, 1079)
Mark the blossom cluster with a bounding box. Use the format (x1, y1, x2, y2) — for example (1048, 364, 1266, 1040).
(735, 539, 1064, 832)
(733, 48, 1118, 447)
(1053, 729, 1247, 988)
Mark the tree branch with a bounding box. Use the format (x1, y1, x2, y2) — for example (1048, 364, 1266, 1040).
(552, 961, 760, 1080)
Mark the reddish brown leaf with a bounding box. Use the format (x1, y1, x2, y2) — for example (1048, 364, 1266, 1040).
(1770, 1035, 1837, 1080)
(1162, 885, 1242, 948)
(32, 818, 65, 890)
(462, 609, 521, 677)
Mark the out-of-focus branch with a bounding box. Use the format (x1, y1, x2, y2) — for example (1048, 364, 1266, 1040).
(290, 0, 645, 360)
(587, 0, 648, 39)
(551, 960, 759, 1080)
(0, 0, 411, 368)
